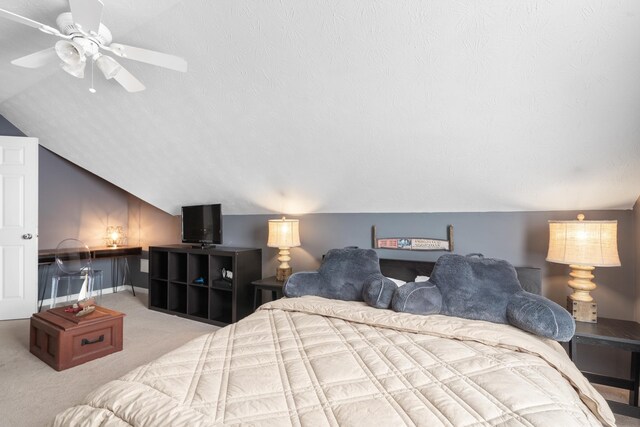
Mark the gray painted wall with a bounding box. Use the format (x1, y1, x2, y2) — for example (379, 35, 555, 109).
(0, 114, 25, 136)
(39, 147, 130, 249)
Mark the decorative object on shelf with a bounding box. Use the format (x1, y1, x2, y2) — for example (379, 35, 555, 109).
(105, 225, 126, 248)
(267, 217, 301, 282)
(371, 225, 454, 252)
(221, 268, 233, 282)
(547, 214, 621, 323)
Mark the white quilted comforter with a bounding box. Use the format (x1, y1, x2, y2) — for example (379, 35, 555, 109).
(53, 296, 615, 426)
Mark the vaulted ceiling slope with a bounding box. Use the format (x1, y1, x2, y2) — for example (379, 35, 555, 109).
(1, 1, 639, 215)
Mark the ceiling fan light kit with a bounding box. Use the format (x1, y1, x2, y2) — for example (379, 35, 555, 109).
(0, 1, 187, 93)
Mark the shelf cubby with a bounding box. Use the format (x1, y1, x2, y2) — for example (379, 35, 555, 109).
(168, 253, 188, 283)
(209, 289, 232, 324)
(188, 254, 209, 284)
(188, 285, 209, 319)
(149, 279, 168, 309)
(168, 282, 187, 313)
(209, 256, 233, 282)
(150, 251, 168, 279)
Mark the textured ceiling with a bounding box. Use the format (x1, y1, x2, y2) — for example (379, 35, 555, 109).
(1, 0, 639, 215)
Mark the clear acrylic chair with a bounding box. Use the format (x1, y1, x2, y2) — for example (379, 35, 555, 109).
(50, 239, 103, 308)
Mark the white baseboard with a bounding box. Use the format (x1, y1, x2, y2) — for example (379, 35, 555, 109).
(40, 285, 148, 309)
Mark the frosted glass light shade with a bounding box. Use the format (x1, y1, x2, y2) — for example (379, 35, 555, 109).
(95, 54, 121, 80)
(547, 216, 620, 267)
(55, 40, 85, 66)
(61, 61, 86, 78)
(267, 217, 300, 248)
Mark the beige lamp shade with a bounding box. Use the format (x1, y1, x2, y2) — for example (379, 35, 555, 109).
(547, 215, 620, 267)
(267, 217, 301, 248)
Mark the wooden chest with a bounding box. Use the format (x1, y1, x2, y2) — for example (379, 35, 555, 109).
(30, 306, 125, 371)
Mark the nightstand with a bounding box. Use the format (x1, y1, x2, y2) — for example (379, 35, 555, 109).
(570, 317, 640, 418)
(252, 276, 285, 310)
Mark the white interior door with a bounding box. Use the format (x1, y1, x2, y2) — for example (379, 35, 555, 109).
(0, 136, 38, 320)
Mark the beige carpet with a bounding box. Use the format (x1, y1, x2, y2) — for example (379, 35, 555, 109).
(0, 291, 215, 427)
(0, 291, 638, 426)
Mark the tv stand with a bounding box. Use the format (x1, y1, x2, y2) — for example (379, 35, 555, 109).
(148, 245, 261, 326)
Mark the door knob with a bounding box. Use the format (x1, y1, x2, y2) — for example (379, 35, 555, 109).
(22, 233, 33, 240)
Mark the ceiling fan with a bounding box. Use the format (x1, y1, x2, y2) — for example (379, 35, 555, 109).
(0, 0, 188, 93)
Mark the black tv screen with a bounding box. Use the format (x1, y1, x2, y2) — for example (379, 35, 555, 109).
(181, 204, 222, 245)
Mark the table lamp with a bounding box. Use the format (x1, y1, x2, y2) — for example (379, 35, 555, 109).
(267, 217, 301, 282)
(105, 225, 125, 248)
(546, 214, 620, 323)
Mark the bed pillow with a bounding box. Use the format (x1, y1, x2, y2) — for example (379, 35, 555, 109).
(392, 254, 575, 341)
(391, 281, 442, 315)
(430, 254, 522, 324)
(362, 275, 398, 309)
(507, 291, 575, 342)
(284, 248, 382, 302)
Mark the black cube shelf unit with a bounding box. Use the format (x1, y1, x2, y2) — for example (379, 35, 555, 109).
(149, 245, 262, 326)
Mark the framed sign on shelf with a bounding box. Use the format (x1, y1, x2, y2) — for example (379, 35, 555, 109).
(371, 225, 454, 252)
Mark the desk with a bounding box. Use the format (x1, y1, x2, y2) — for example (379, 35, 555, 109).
(570, 317, 640, 418)
(38, 246, 142, 311)
(38, 246, 142, 264)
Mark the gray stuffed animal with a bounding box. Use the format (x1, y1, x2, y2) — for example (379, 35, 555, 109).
(284, 248, 394, 303)
(390, 254, 575, 341)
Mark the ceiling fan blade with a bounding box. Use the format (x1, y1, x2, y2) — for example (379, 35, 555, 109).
(108, 43, 188, 73)
(112, 64, 146, 93)
(0, 8, 61, 36)
(11, 47, 58, 69)
(69, 0, 103, 34)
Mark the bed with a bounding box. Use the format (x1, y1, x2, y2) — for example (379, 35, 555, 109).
(53, 259, 615, 426)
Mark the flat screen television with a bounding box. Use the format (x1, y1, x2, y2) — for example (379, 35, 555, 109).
(181, 204, 222, 246)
